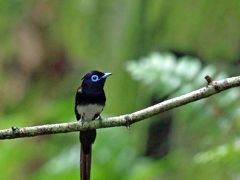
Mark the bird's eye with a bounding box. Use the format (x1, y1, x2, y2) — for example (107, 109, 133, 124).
(91, 75, 99, 82)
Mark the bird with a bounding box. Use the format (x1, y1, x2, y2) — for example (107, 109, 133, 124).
(75, 70, 112, 180)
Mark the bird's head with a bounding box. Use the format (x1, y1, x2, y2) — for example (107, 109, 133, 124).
(81, 70, 112, 92)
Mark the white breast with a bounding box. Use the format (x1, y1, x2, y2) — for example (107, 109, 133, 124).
(77, 104, 104, 121)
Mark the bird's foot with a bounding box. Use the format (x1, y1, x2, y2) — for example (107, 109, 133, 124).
(125, 115, 131, 129)
(11, 126, 20, 133)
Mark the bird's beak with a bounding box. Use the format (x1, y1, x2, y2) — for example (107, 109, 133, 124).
(101, 72, 112, 79)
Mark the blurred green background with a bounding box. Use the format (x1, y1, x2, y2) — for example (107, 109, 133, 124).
(0, 0, 240, 179)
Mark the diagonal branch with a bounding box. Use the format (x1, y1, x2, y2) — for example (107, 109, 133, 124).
(0, 75, 240, 140)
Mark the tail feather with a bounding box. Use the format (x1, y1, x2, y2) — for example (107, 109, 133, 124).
(80, 130, 96, 180)
(80, 144, 92, 180)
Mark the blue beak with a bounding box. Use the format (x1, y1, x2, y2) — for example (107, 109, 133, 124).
(101, 72, 112, 79)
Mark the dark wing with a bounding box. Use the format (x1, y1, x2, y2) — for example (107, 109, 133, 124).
(75, 86, 82, 121)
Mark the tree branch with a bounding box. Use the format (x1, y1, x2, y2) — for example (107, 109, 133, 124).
(0, 75, 240, 140)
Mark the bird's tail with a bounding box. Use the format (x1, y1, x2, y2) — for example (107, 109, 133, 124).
(80, 130, 96, 180)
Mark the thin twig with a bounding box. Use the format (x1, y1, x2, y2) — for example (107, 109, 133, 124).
(0, 76, 240, 140)
(205, 75, 213, 85)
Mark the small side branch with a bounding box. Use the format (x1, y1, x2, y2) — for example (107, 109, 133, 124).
(0, 76, 240, 140)
(205, 75, 213, 85)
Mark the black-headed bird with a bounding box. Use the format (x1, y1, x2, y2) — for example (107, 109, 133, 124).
(75, 70, 112, 180)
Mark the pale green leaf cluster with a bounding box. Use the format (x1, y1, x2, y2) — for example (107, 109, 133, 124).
(127, 52, 240, 179)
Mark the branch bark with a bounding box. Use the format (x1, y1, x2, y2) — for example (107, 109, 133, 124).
(0, 75, 240, 140)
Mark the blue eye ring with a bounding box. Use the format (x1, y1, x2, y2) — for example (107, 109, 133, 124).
(91, 75, 99, 82)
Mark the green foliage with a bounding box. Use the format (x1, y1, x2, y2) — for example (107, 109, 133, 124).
(0, 0, 240, 179)
(127, 53, 202, 95)
(127, 52, 240, 179)
(127, 52, 229, 94)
